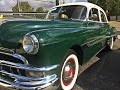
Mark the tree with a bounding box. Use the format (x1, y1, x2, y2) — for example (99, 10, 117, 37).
(106, 0, 120, 16)
(36, 7, 44, 13)
(88, 0, 120, 20)
(12, 3, 19, 12)
(89, 0, 107, 11)
(56, 0, 59, 5)
(36, 7, 45, 19)
(12, 1, 33, 12)
(12, 1, 34, 17)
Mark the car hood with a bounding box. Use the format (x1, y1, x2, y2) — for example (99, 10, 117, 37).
(0, 18, 85, 49)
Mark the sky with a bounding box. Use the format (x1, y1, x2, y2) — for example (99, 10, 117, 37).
(0, 0, 88, 11)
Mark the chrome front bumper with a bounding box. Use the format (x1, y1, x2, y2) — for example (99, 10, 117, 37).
(0, 53, 59, 90)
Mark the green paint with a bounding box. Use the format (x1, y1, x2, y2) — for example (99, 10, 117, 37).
(0, 19, 117, 67)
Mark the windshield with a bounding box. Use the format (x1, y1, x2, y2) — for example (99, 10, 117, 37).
(47, 5, 87, 20)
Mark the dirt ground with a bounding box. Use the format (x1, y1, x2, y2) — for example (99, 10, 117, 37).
(109, 21, 120, 31)
(109, 21, 120, 27)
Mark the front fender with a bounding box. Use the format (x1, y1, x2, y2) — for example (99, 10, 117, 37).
(24, 27, 84, 67)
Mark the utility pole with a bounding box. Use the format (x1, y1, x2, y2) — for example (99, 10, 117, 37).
(17, 0, 21, 12)
(63, 0, 65, 4)
(17, 0, 22, 16)
(56, 0, 59, 5)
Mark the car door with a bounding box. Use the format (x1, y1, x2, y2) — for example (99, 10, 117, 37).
(83, 8, 104, 62)
(98, 10, 109, 46)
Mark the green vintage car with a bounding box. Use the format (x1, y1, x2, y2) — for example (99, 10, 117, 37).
(0, 2, 117, 90)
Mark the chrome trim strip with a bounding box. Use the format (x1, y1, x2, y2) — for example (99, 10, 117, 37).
(0, 60, 59, 72)
(0, 51, 14, 56)
(0, 47, 14, 54)
(0, 77, 58, 90)
(106, 35, 117, 38)
(12, 54, 28, 64)
(0, 70, 56, 81)
(16, 75, 57, 86)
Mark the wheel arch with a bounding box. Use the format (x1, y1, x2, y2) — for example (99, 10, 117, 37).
(70, 45, 84, 65)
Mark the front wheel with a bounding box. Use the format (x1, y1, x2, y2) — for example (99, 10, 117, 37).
(60, 50, 79, 90)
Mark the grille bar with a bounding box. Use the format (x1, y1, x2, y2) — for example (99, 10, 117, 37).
(0, 60, 59, 72)
(0, 77, 58, 90)
(0, 70, 57, 82)
(0, 47, 14, 54)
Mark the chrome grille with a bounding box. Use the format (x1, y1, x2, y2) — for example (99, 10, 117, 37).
(0, 47, 14, 54)
(0, 52, 27, 76)
(0, 49, 59, 90)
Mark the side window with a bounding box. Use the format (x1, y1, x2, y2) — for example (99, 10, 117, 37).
(89, 8, 99, 21)
(100, 11, 107, 22)
(58, 5, 87, 20)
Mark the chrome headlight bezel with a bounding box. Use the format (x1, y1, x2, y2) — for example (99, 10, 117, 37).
(22, 34, 39, 54)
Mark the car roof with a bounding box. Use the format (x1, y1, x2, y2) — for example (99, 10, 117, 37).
(49, 2, 108, 23)
(53, 2, 103, 11)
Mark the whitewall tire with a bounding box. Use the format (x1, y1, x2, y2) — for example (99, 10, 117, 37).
(110, 37, 114, 49)
(60, 50, 79, 90)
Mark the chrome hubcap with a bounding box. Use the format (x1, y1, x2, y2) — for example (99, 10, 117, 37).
(62, 58, 76, 86)
(64, 65, 73, 80)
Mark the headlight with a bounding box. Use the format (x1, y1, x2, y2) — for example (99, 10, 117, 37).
(23, 34, 39, 54)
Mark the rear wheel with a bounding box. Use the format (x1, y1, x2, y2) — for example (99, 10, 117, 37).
(60, 50, 79, 90)
(106, 37, 114, 50)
